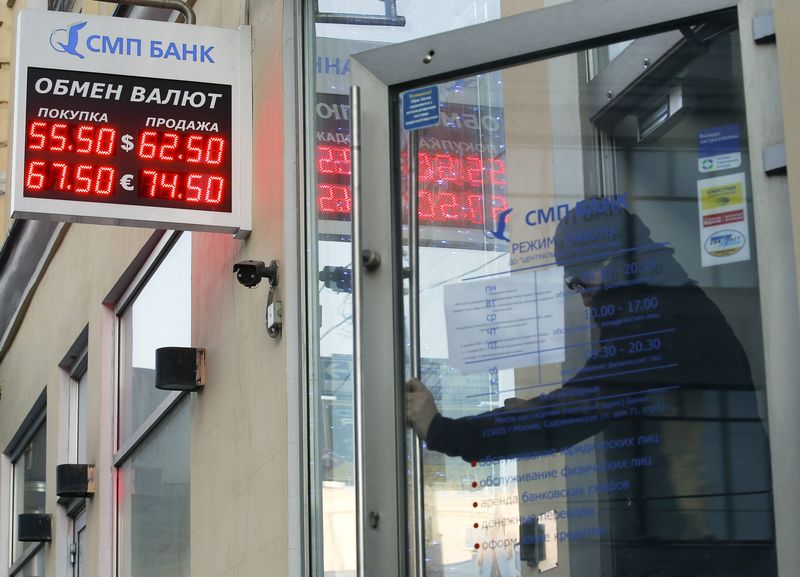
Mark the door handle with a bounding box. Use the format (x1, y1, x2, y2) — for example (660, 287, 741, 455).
(350, 85, 367, 577)
(408, 129, 427, 577)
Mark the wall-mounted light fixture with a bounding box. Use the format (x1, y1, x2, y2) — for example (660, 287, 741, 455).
(155, 347, 206, 391)
(17, 514, 51, 542)
(56, 464, 96, 499)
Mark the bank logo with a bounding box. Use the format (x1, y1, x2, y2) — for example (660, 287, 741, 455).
(50, 21, 88, 59)
(488, 208, 513, 242)
(704, 229, 745, 258)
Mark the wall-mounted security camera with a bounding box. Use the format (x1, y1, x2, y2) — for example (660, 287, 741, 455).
(233, 259, 282, 339)
(233, 260, 279, 288)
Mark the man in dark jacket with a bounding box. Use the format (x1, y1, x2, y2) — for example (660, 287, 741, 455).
(407, 199, 776, 576)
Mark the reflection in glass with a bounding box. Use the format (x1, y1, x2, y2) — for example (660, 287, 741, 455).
(310, 3, 503, 575)
(118, 401, 190, 577)
(118, 233, 191, 443)
(402, 17, 777, 577)
(77, 369, 88, 463)
(77, 523, 86, 577)
(12, 424, 46, 563)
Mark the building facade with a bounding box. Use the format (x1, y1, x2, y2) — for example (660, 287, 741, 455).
(0, 1, 799, 577)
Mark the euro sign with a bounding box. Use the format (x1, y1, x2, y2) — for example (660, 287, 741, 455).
(120, 174, 134, 191)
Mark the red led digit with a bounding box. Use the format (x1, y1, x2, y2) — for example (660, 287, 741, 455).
(204, 137, 226, 166)
(186, 174, 203, 202)
(465, 155, 483, 186)
(316, 145, 335, 174)
(437, 192, 461, 221)
(94, 166, 115, 195)
(417, 190, 436, 221)
(487, 158, 506, 185)
(49, 123, 69, 152)
(185, 135, 203, 163)
(95, 127, 117, 156)
(28, 121, 48, 150)
(52, 162, 70, 191)
(141, 170, 158, 197)
(74, 164, 93, 194)
(417, 152, 434, 183)
(434, 154, 461, 183)
(25, 161, 47, 190)
(75, 125, 94, 154)
(205, 176, 225, 204)
(159, 172, 179, 199)
(316, 145, 351, 175)
(138, 131, 158, 159)
(491, 194, 509, 223)
(317, 184, 351, 214)
(160, 132, 179, 161)
(467, 193, 484, 225)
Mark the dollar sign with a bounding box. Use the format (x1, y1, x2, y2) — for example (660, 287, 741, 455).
(121, 134, 135, 152)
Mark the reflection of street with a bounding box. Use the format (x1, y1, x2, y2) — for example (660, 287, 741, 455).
(476, 507, 517, 577)
(321, 482, 357, 575)
(426, 490, 521, 577)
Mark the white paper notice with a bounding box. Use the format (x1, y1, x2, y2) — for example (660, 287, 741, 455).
(444, 269, 565, 375)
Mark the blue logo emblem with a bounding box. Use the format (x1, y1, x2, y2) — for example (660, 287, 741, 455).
(488, 208, 513, 242)
(50, 21, 88, 59)
(704, 229, 745, 257)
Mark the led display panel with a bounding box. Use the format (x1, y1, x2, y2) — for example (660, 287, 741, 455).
(11, 10, 252, 235)
(23, 68, 232, 212)
(314, 92, 508, 237)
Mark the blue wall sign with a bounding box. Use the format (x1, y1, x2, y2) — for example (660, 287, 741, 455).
(697, 124, 741, 173)
(402, 86, 440, 131)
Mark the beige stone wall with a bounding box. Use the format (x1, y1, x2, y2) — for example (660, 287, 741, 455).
(189, 0, 290, 575)
(0, 223, 155, 577)
(776, 0, 800, 312)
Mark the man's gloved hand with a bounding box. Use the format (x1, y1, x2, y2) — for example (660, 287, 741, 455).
(406, 378, 439, 440)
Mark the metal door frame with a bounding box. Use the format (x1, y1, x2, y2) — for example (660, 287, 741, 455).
(345, 1, 797, 576)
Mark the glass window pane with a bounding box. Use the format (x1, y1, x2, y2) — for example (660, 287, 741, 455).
(117, 400, 190, 577)
(309, 3, 504, 575)
(399, 17, 777, 577)
(77, 369, 88, 463)
(12, 424, 46, 562)
(118, 234, 191, 443)
(76, 525, 86, 577)
(18, 550, 45, 577)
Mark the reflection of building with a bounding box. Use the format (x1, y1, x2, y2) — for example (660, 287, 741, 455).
(1, 2, 800, 577)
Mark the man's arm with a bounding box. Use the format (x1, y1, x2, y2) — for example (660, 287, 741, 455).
(406, 378, 611, 463)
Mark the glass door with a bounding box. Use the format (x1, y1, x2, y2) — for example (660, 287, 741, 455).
(349, 2, 790, 577)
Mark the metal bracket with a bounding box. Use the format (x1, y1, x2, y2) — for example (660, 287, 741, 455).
(94, 0, 196, 24)
(368, 511, 380, 529)
(753, 12, 775, 44)
(314, 0, 405, 27)
(763, 143, 786, 175)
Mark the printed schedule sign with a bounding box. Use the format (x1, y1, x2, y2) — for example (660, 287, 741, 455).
(444, 269, 565, 374)
(11, 10, 252, 235)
